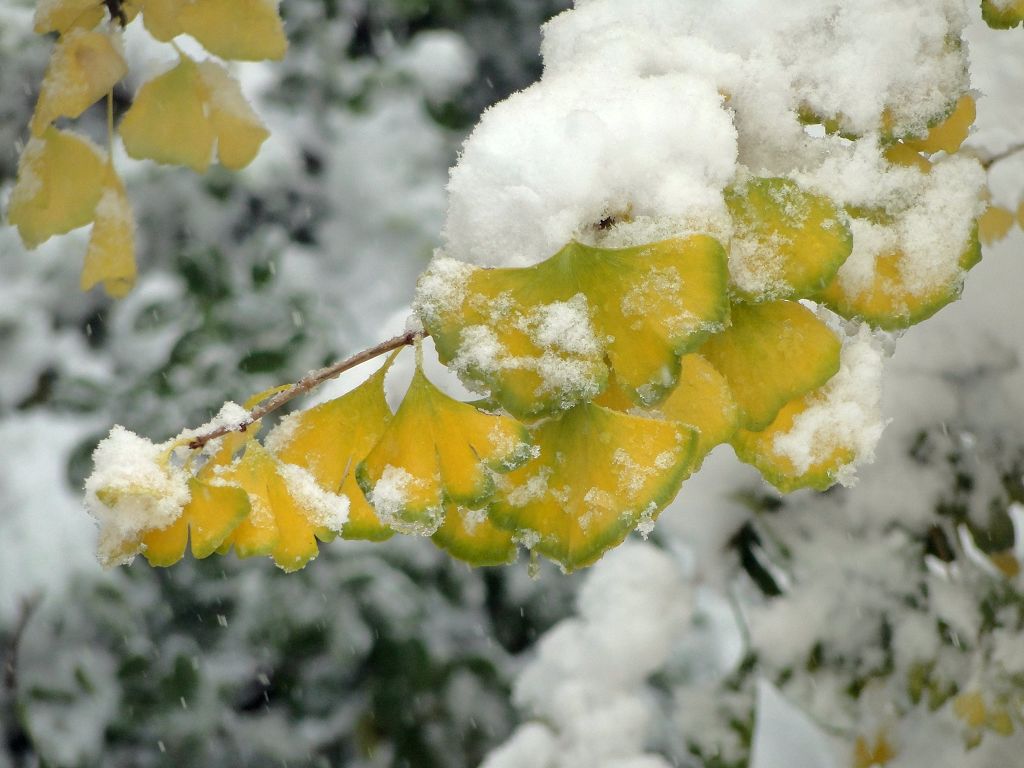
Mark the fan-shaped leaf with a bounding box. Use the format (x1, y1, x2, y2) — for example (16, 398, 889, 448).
(81, 165, 136, 298)
(197, 61, 270, 170)
(431, 502, 518, 567)
(178, 0, 288, 61)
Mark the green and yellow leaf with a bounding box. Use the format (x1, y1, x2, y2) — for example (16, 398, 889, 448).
(725, 177, 852, 301)
(902, 94, 976, 155)
(7, 126, 106, 248)
(431, 502, 518, 567)
(178, 0, 288, 61)
(490, 403, 697, 571)
(31, 29, 127, 136)
(700, 301, 841, 431)
(982, 0, 1024, 29)
(356, 363, 533, 535)
(120, 55, 215, 172)
(817, 226, 981, 330)
(81, 165, 136, 298)
(269, 361, 394, 542)
(419, 236, 729, 418)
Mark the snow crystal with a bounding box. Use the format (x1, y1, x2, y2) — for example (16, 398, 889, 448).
(771, 326, 889, 486)
(84, 426, 191, 567)
(276, 461, 349, 532)
(504, 467, 552, 508)
(413, 256, 475, 325)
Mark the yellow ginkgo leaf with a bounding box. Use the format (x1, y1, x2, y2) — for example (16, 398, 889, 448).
(883, 142, 932, 173)
(1019, 200, 1024, 229)
(817, 226, 981, 330)
(431, 502, 518, 567)
(120, 55, 215, 173)
(489, 403, 697, 572)
(218, 441, 348, 571)
(178, 0, 288, 61)
(700, 301, 841, 431)
(141, 0, 183, 40)
(33, 0, 104, 34)
(356, 364, 534, 535)
(81, 165, 136, 298)
(7, 126, 106, 249)
(142, 478, 251, 566)
(197, 61, 270, 171)
(978, 205, 1015, 245)
(268, 361, 394, 542)
(902, 94, 976, 155)
(31, 29, 127, 136)
(418, 236, 729, 418)
(982, 0, 1024, 29)
(725, 177, 852, 302)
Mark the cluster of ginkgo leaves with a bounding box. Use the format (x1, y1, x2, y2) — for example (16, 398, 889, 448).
(6, 0, 285, 297)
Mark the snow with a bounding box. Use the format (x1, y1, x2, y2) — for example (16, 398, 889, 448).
(748, 681, 840, 768)
(369, 465, 441, 535)
(276, 461, 349, 532)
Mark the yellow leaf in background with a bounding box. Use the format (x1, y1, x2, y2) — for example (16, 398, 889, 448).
(431, 502, 518, 567)
(817, 226, 981, 330)
(218, 441, 348, 571)
(179, 0, 288, 61)
(30, 29, 127, 136)
(7, 126, 106, 249)
(141, 0, 183, 40)
(269, 361, 394, 542)
(420, 236, 729, 418)
(33, 0, 104, 33)
(119, 55, 215, 172)
(81, 166, 136, 298)
(490, 403, 696, 572)
(978, 205, 1015, 245)
(700, 301, 841, 431)
(142, 478, 250, 566)
(356, 364, 533, 535)
(903, 94, 976, 155)
(725, 177, 853, 302)
(197, 61, 271, 170)
(1019, 200, 1024, 228)
(982, 0, 1024, 29)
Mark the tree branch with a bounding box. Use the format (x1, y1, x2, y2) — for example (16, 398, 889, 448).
(980, 142, 1024, 170)
(187, 330, 422, 450)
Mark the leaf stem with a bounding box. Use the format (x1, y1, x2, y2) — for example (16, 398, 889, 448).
(187, 330, 423, 450)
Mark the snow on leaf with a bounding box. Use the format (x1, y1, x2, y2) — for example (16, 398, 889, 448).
(431, 501, 518, 567)
(197, 60, 270, 171)
(80, 165, 136, 298)
(266, 359, 394, 542)
(30, 28, 127, 137)
(178, 0, 288, 61)
(215, 441, 348, 572)
(700, 301, 841, 431)
(7, 126, 106, 249)
(418, 236, 729, 418)
(725, 177, 852, 302)
(900, 94, 976, 155)
(356, 363, 533, 536)
(489, 403, 697, 572)
(119, 55, 215, 173)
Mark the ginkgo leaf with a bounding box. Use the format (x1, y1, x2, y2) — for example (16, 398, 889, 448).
(120, 55, 215, 173)
(217, 441, 348, 572)
(731, 397, 855, 493)
(982, 0, 1024, 29)
(883, 143, 932, 173)
(30, 29, 127, 136)
(178, 0, 288, 61)
(431, 501, 518, 567)
(700, 301, 841, 431)
(33, 0, 104, 34)
(7, 126, 106, 249)
(268, 361, 394, 542)
(141, 0, 183, 40)
(978, 205, 1015, 245)
(197, 61, 270, 170)
(817, 227, 981, 330)
(142, 478, 251, 566)
(901, 94, 976, 155)
(356, 363, 534, 535)
(81, 165, 136, 298)
(725, 177, 852, 302)
(594, 354, 739, 471)
(418, 236, 729, 418)
(489, 403, 697, 571)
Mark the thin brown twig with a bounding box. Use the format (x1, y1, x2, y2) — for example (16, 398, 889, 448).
(980, 142, 1024, 170)
(187, 330, 422, 450)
